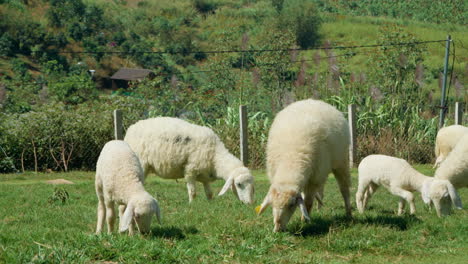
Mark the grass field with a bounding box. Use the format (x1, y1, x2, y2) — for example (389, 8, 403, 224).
(0, 167, 467, 263)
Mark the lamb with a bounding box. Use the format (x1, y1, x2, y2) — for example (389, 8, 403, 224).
(435, 133, 468, 191)
(356, 154, 462, 217)
(256, 99, 352, 232)
(433, 125, 468, 168)
(95, 140, 161, 235)
(124, 117, 254, 204)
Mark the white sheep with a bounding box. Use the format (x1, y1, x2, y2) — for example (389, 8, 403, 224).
(356, 154, 462, 217)
(124, 117, 254, 204)
(95, 140, 161, 235)
(256, 99, 352, 232)
(433, 125, 468, 168)
(435, 133, 468, 191)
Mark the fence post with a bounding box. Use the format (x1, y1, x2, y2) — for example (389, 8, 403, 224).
(113, 109, 123, 140)
(438, 35, 451, 129)
(348, 104, 357, 168)
(455, 102, 463, 125)
(239, 105, 249, 166)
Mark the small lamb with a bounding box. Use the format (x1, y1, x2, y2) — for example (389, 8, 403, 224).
(356, 154, 462, 217)
(433, 125, 468, 168)
(124, 117, 254, 204)
(95, 140, 161, 235)
(257, 99, 352, 232)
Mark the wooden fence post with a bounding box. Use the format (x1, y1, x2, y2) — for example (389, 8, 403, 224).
(348, 104, 357, 168)
(455, 102, 463, 125)
(113, 109, 123, 140)
(239, 105, 249, 166)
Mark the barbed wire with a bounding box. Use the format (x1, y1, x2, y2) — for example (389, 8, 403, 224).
(57, 39, 446, 55)
(3, 39, 454, 88)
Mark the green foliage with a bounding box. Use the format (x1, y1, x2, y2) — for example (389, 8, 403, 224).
(193, 0, 218, 14)
(312, 0, 467, 25)
(48, 74, 98, 105)
(48, 187, 70, 204)
(0, 156, 17, 173)
(0, 32, 15, 57)
(278, 0, 322, 49)
(0, 96, 149, 171)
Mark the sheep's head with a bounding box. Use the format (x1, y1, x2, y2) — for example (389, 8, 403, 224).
(119, 195, 161, 234)
(421, 179, 462, 217)
(256, 186, 310, 232)
(218, 167, 255, 205)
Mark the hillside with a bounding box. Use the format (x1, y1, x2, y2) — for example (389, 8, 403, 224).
(0, 0, 467, 172)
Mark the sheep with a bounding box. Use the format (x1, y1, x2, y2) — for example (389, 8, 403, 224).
(356, 154, 462, 217)
(95, 140, 161, 235)
(435, 133, 468, 191)
(433, 125, 468, 168)
(124, 117, 254, 204)
(256, 99, 352, 232)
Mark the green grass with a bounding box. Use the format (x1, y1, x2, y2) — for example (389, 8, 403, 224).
(1, 167, 467, 263)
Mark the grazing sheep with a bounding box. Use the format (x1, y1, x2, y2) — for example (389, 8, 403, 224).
(124, 117, 254, 204)
(433, 125, 468, 168)
(435, 133, 468, 191)
(95, 140, 161, 235)
(356, 154, 462, 217)
(256, 99, 352, 232)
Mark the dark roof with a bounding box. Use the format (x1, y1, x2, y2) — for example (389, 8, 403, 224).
(110, 68, 153, 81)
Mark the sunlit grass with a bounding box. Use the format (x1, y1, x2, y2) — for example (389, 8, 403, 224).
(1, 167, 467, 263)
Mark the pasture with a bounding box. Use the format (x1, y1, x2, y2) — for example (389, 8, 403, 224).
(0, 167, 467, 263)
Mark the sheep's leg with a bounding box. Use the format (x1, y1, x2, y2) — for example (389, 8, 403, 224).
(363, 183, 379, 210)
(186, 180, 197, 203)
(202, 182, 213, 200)
(95, 182, 105, 234)
(389, 188, 415, 215)
(398, 198, 406, 215)
(333, 166, 352, 217)
(105, 201, 116, 233)
(355, 181, 370, 214)
(301, 186, 316, 222)
(185, 167, 198, 203)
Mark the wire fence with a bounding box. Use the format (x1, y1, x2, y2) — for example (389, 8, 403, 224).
(1, 38, 466, 172)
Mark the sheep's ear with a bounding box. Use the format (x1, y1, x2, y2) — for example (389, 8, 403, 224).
(152, 199, 162, 224)
(119, 203, 134, 233)
(297, 196, 311, 222)
(447, 183, 463, 209)
(421, 181, 432, 205)
(218, 175, 235, 196)
(256, 191, 271, 215)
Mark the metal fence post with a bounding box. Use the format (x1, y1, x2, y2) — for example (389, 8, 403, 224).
(348, 104, 357, 168)
(113, 109, 123, 140)
(455, 102, 463, 125)
(239, 105, 249, 166)
(438, 35, 451, 128)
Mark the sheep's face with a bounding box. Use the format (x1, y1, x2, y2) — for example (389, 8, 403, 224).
(134, 202, 155, 234)
(219, 167, 254, 205)
(121, 197, 161, 235)
(234, 172, 255, 205)
(429, 181, 453, 217)
(271, 189, 299, 232)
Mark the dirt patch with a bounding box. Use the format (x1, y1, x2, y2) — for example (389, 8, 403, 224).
(45, 179, 75, 185)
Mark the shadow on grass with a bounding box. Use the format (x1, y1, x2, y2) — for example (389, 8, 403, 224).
(290, 215, 352, 237)
(359, 214, 421, 231)
(290, 214, 421, 237)
(148, 225, 198, 240)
